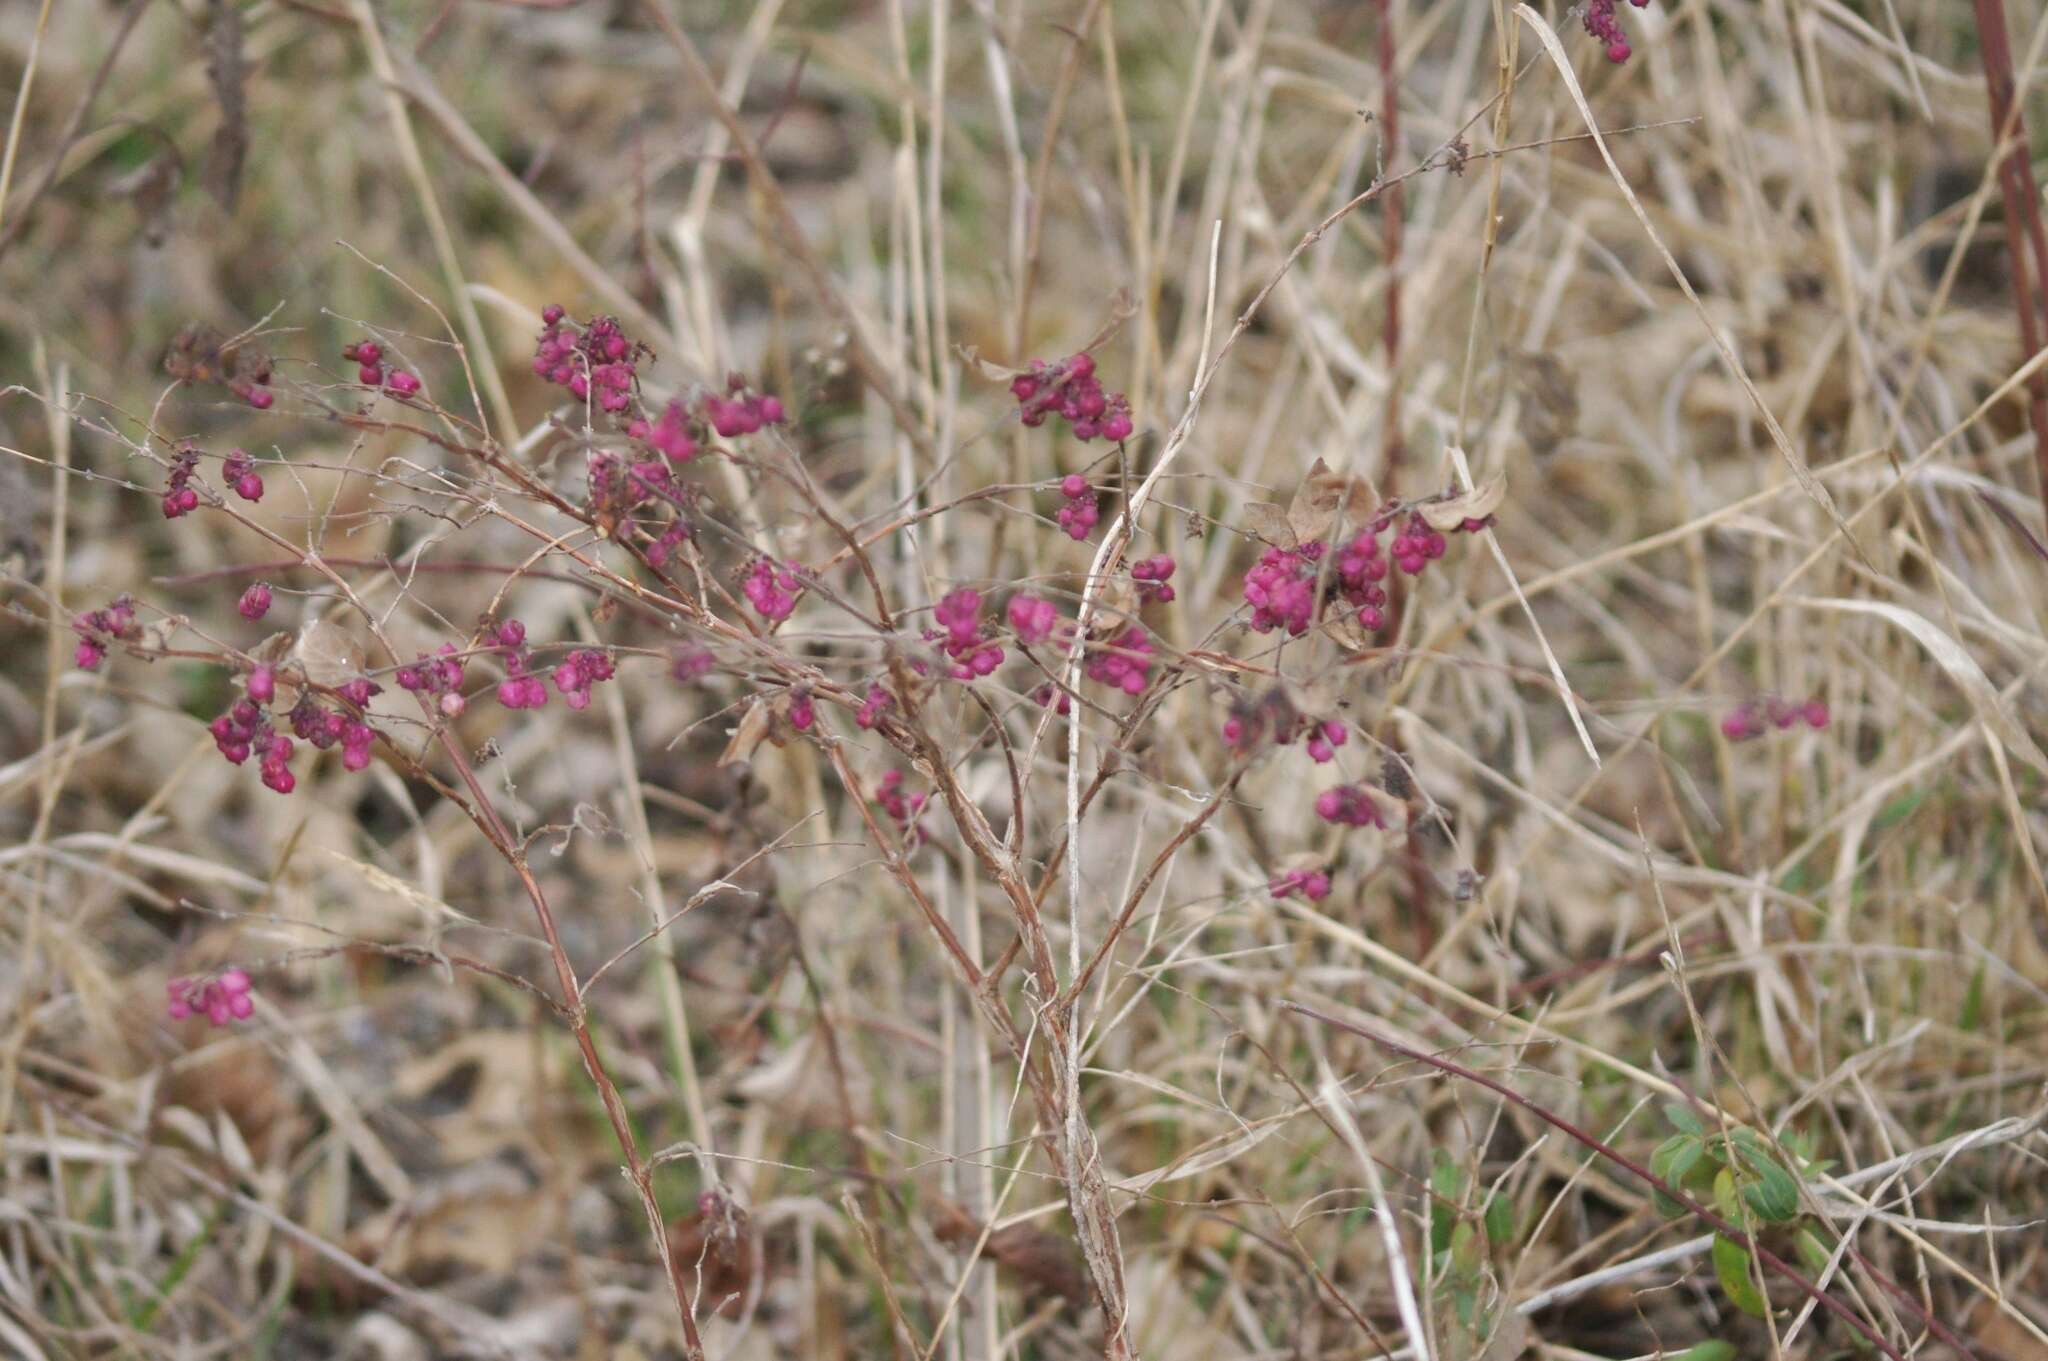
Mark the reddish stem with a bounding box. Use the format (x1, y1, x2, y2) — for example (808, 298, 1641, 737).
(1971, 0, 2048, 531)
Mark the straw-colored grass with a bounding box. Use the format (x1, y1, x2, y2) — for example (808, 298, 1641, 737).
(2, 2, 2045, 1358)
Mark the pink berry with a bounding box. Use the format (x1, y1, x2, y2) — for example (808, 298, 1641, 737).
(1802, 699, 1829, 729)
(238, 583, 272, 620)
(359, 364, 384, 386)
(248, 665, 276, 704)
(1060, 474, 1088, 498)
(247, 388, 274, 410)
(387, 370, 421, 397)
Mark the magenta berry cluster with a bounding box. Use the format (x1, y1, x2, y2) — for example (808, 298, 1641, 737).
(1054, 474, 1100, 541)
(490, 620, 549, 710)
(1243, 502, 1482, 640)
(1583, 0, 1651, 62)
(289, 695, 376, 772)
(1221, 692, 1348, 768)
(72, 596, 139, 670)
(672, 647, 716, 682)
(1268, 868, 1331, 901)
(1721, 695, 1828, 741)
(1242, 541, 1323, 636)
(1083, 625, 1154, 695)
(929, 589, 1005, 680)
(395, 644, 469, 717)
(875, 769, 928, 842)
(223, 448, 265, 502)
(343, 339, 422, 398)
(1314, 783, 1386, 829)
(1132, 554, 1177, 604)
(1010, 352, 1133, 442)
(532, 307, 641, 413)
(588, 449, 674, 522)
(743, 559, 804, 622)
(211, 696, 297, 793)
(856, 683, 895, 729)
(628, 398, 698, 464)
(702, 378, 787, 438)
(553, 648, 616, 710)
(167, 969, 254, 1025)
(1007, 595, 1059, 647)
(162, 445, 203, 519)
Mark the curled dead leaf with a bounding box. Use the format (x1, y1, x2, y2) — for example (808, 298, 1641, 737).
(1418, 472, 1507, 531)
(718, 700, 774, 767)
(1287, 458, 1381, 546)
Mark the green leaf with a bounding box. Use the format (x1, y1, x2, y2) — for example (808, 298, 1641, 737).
(1651, 1134, 1690, 1182)
(1712, 1233, 1769, 1318)
(1451, 1221, 1482, 1274)
(1741, 1159, 1801, 1223)
(1713, 1167, 1745, 1225)
(1674, 1342, 1737, 1361)
(1484, 1192, 1515, 1245)
(1430, 1151, 1462, 1253)
(1664, 1102, 1707, 1136)
(1652, 1188, 1691, 1220)
(1959, 960, 1988, 1033)
(1668, 1136, 1709, 1188)
(1796, 1225, 1835, 1277)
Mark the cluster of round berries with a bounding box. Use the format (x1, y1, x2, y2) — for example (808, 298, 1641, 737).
(395, 644, 469, 717)
(644, 519, 693, 567)
(1314, 783, 1386, 829)
(1721, 696, 1829, 741)
(1244, 506, 1482, 640)
(72, 596, 139, 671)
(702, 379, 786, 438)
(1220, 691, 1347, 764)
(289, 696, 377, 772)
(1083, 625, 1154, 695)
(222, 448, 265, 502)
(1583, 0, 1650, 62)
(238, 582, 272, 620)
(1132, 554, 1177, 603)
(341, 340, 421, 398)
(490, 620, 549, 710)
(1006, 595, 1059, 647)
(167, 969, 255, 1025)
(929, 589, 1005, 680)
(855, 683, 894, 729)
(672, 648, 716, 682)
(532, 307, 641, 413)
(162, 445, 203, 519)
(1268, 868, 1331, 901)
(628, 398, 697, 464)
(743, 559, 805, 622)
(553, 648, 616, 710)
(1010, 353, 1134, 443)
(210, 693, 297, 794)
(874, 770, 929, 842)
(588, 449, 674, 522)
(1054, 474, 1101, 541)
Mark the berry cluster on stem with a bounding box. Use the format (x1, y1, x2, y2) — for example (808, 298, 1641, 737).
(1009, 352, 1133, 442)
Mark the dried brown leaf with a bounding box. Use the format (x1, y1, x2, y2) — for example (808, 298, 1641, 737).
(1287, 458, 1378, 546)
(1417, 472, 1507, 531)
(718, 700, 773, 767)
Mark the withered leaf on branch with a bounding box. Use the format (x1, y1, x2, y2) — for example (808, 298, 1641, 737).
(718, 700, 773, 767)
(1416, 471, 1507, 531)
(931, 1197, 1091, 1309)
(1287, 458, 1380, 546)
